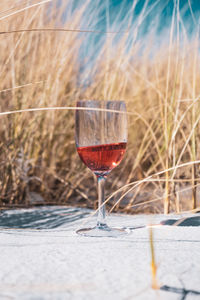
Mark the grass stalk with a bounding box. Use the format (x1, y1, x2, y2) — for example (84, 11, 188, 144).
(149, 225, 159, 290)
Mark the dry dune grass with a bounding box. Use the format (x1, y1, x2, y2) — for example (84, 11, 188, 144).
(0, 0, 200, 214)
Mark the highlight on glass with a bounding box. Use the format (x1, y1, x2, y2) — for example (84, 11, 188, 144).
(75, 100, 128, 237)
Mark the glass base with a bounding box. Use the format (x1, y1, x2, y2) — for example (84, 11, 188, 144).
(76, 224, 130, 237)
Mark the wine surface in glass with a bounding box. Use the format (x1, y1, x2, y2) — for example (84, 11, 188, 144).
(77, 142, 126, 176)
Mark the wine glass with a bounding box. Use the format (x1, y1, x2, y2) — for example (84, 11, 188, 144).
(75, 100, 128, 237)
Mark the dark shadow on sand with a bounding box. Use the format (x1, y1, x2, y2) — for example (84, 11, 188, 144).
(160, 215, 200, 227)
(0, 206, 89, 229)
(160, 285, 200, 300)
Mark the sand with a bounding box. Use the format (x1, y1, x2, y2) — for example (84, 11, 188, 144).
(0, 206, 199, 300)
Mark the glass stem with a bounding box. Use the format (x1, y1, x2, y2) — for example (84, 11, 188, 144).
(97, 176, 107, 228)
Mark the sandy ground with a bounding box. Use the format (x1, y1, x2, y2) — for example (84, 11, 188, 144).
(0, 206, 199, 300)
